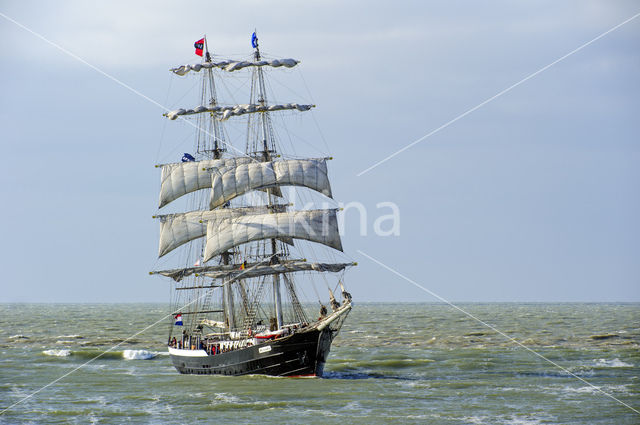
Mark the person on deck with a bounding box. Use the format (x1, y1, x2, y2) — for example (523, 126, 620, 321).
(318, 304, 328, 320)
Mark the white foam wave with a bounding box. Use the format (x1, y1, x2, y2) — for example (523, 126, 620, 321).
(561, 384, 630, 396)
(464, 415, 551, 425)
(213, 393, 241, 403)
(55, 341, 75, 345)
(593, 358, 632, 368)
(9, 334, 29, 340)
(56, 334, 83, 339)
(503, 417, 549, 425)
(122, 349, 157, 360)
(562, 385, 599, 395)
(43, 349, 71, 357)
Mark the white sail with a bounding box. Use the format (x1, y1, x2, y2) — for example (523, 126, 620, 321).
(165, 103, 314, 121)
(209, 159, 332, 209)
(157, 206, 280, 257)
(171, 58, 299, 76)
(203, 210, 342, 262)
(158, 157, 252, 208)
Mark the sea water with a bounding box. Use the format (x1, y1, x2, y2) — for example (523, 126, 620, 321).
(0, 303, 638, 424)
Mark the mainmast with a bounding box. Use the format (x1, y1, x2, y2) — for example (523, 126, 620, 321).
(253, 33, 274, 158)
(253, 31, 284, 330)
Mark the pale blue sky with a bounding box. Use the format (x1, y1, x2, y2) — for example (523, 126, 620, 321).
(1, 1, 638, 302)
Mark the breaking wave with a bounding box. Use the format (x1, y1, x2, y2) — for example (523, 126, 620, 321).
(122, 349, 159, 360)
(41, 348, 161, 360)
(593, 358, 633, 368)
(43, 349, 72, 357)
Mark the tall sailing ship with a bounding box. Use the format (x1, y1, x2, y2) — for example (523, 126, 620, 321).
(150, 33, 356, 377)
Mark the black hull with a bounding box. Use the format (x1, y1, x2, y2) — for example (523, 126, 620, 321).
(169, 327, 337, 377)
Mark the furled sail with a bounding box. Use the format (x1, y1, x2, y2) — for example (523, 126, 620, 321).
(171, 58, 299, 75)
(156, 206, 285, 257)
(150, 260, 355, 282)
(150, 259, 304, 282)
(158, 157, 252, 208)
(165, 103, 314, 121)
(203, 209, 343, 262)
(200, 261, 356, 280)
(209, 159, 332, 209)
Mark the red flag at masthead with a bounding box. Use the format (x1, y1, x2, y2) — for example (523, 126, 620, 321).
(194, 38, 205, 57)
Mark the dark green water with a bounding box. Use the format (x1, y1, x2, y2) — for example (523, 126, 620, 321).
(0, 303, 638, 424)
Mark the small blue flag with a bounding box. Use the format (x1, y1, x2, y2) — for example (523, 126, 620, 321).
(181, 153, 195, 162)
(251, 32, 258, 48)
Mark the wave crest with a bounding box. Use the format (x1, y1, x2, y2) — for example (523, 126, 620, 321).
(43, 349, 71, 357)
(123, 349, 158, 360)
(593, 358, 632, 368)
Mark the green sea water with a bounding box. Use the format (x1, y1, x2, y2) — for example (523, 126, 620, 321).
(0, 303, 638, 424)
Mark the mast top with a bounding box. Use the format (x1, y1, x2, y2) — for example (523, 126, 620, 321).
(252, 30, 260, 60)
(204, 35, 212, 62)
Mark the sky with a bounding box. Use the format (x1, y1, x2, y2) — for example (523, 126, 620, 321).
(0, 1, 638, 303)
